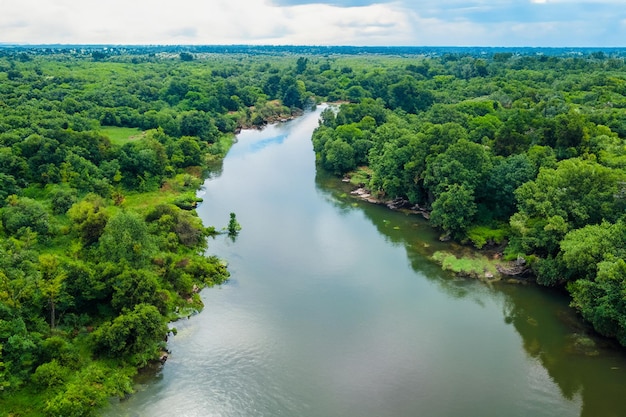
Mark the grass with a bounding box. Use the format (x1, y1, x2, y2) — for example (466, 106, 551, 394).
(431, 250, 500, 280)
(122, 173, 203, 213)
(466, 224, 509, 249)
(99, 126, 144, 145)
(123, 188, 179, 212)
(347, 166, 372, 186)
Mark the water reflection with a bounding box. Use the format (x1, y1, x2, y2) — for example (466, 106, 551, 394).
(501, 285, 626, 417)
(315, 168, 626, 417)
(248, 133, 288, 153)
(228, 130, 288, 157)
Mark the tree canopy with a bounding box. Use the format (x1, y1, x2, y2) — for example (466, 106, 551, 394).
(2, 45, 626, 415)
(309, 48, 626, 352)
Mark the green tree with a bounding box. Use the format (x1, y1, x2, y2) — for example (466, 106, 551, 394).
(0, 147, 27, 178)
(32, 359, 68, 389)
(179, 110, 219, 143)
(227, 212, 242, 236)
(92, 303, 167, 360)
(37, 254, 68, 330)
(119, 137, 169, 190)
(44, 363, 133, 417)
(483, 154, 536, 220)
(67, 197, 109, 246)
(49, 186, 78, 215)
(1, 197, 51, 240)
(180, 52, 194, 61)
(511, 158, 625, 256)
(560, 221, 622, 280)
(63, 259, 109, 314)
(323, 139, 355, 175)
(568, 256, 626, 344)
(388, 76, 434, 113)
(99, 211, 156, 267)
(110, 268, 162, 312)
(430, 184, 477, 238)
(368, 131, 417, 200)
(423, 139, 492, 199)
(0, 173, 19, 207)
(174, 136, 204, 167)
(296, 57, 308, 74)
(280, 76, 307, 108)
(493, 109, 535, 156)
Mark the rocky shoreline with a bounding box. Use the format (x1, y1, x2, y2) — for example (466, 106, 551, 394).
(348, 185, 431, 220)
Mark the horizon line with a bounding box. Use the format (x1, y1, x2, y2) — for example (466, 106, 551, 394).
(1, 43, 626, 49)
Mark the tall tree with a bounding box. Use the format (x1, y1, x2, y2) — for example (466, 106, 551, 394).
(37, 255, 68, 330)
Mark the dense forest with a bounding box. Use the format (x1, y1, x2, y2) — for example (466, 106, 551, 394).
(0, 48, 301, 416)
(0, 46, 625, 415)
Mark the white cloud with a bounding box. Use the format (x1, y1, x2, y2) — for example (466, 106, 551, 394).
(0, 0, 624, 46)
(0, 0, 413, 45)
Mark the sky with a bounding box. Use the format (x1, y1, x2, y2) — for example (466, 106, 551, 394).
(0, 0, 624, 47)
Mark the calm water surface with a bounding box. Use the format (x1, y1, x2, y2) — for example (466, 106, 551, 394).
(106, 106, 626, 417)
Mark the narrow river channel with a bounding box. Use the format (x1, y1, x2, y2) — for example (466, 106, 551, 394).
(106, 105, 626, 417)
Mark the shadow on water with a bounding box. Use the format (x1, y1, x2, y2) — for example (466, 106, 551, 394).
(500, 285, 626, 417)
(315, 168, 626, 417)
(204, 159, 225, 181)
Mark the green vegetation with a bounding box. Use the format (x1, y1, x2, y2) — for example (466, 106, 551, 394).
(98, 126, 144, 145)
(431, 251, 500, 279)
(0, 47, 319, 416)
(227, 212, 242, 236)
(2, 45, 626, 414)
(466, 225, 508, 250)
(310, 50, 626, 349)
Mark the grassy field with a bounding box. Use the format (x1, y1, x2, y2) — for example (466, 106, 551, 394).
(99, 126, 144, 145)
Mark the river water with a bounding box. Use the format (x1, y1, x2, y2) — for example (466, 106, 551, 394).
(106, 105, 626, 417)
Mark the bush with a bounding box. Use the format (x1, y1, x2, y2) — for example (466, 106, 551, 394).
(32, 360, 68, 389)
(44, 364, 134, 417)
(1, 196, 51, 239)
(50, 187, 78, 215)
(92, 303, 167, 361)
(172, 193, 202, 210)
(466, 225, 508, 249)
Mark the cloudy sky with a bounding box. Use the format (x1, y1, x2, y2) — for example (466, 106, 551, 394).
(0, 0, 624, 47)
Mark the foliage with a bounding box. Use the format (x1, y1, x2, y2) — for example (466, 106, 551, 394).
(466, 225, 508, 249)
(431, 251, 499, 278)
(92, 303, 167, 361)
(511, 158, 624, 257)
(98, 211, 156, 266)
(3, 45, 626, 414)
(306, 48, 626, 350)
(227, 212, 242, 236)
(2, 197, 51, 241)
(430, 184, 477, 239)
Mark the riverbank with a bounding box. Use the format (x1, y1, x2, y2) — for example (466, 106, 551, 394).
(236, 100, 304, 131)
(342, 168, 531, 284)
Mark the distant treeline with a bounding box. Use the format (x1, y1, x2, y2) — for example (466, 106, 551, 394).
(2, 44, 626, 58)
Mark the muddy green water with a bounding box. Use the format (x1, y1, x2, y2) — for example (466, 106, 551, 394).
(106, 106, 626, 417)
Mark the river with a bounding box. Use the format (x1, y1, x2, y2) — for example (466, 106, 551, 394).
(106, 105, 626, 417)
